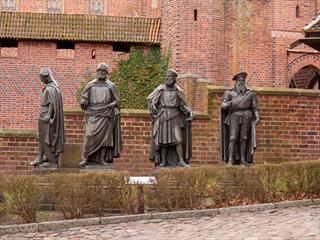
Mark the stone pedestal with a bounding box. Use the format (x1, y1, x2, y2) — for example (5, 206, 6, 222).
(79, 164, 115, 173)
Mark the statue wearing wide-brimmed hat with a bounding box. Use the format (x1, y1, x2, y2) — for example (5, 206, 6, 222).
(220, 72, 260, 166)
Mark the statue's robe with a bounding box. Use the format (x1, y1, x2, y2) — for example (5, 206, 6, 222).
(147, 84, 192, 166)
(80, 79, 121, 164)
(39, 82, 64, 164)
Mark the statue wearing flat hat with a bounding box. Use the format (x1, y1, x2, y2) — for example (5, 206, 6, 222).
(79, 63, 122, 168)
(220, 72, 260, 166)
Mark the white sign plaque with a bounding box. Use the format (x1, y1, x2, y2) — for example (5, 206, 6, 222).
(125, 176, 157, 185)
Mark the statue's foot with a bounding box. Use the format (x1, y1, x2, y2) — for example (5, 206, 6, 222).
(79, 159, 88, 167)
(30, 157, 43, 166)
(178, 160, 190, 168)
(159, 161, 166, 167)
(227, 160, 234, 166)
(100, 160, 109, 167)
(241, 160, 249, 167)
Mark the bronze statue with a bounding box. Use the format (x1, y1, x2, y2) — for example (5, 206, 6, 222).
(220, 72, 260, 166)
(79, 63, 122, 168)
(30, 68, 64, 168)
(147, 69, 193, 167)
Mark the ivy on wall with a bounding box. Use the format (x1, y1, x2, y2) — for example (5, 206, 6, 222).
(76, 47, 170, 109)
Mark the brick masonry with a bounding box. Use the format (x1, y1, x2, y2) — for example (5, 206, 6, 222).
(1, 84, 319, 174)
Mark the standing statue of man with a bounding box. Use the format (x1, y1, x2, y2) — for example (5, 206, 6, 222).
(30, 67, 64, 168)
(147, 69, 193, 167)
(79, 63, 122, 168)
(220, 72, 260, 166)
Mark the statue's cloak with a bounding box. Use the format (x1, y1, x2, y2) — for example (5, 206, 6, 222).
(147, 84, 192, 165)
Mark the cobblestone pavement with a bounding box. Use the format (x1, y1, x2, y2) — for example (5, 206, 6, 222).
(1, 206, 319, 240)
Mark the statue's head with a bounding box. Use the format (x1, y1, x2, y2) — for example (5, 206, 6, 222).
(165, 69, 178, 86)
(39, 67, 51, 84)
(232, 72, 247, 87)
(96, 63, 108, 80)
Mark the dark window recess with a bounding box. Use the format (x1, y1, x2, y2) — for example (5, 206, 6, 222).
(112, 43, 130, 53)
(57, 41, 75, 49)
(194, 9, 198, 21)
(0, 39, 18, 48)
(296, 5, 300, 18)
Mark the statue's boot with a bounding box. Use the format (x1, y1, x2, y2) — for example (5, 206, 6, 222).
(159, 159, 166, 167)
(79, 159, 88, 167)
(228, 140, 236, 166)
(30, 157, 43, 166)
(240, 141, 248, 167)
(178, 160, 190, 168)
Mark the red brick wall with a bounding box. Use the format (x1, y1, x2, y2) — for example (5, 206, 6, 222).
(0, 40, 144, 129)
(160, 0, 219, 83)
(1, 87, 319, 174)
(15, 0, 160, 17)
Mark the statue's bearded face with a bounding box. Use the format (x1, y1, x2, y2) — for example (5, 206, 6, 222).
(97, 69, 107, 80)
(236, 77, 245, 87)
(165, 72, 177, 86)
(235, 77, 247, 93)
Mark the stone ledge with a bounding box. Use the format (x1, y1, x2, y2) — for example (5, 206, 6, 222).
(0, 129, 37, 138)
(218, 203, 275, 215)
(0, 223, 38, 235)
(151, 209, 218, 220)
(208, 86, 320, 97)
(38, 217, 100, 232)
(101, 214, 152, 225)
(63, 109, 209, 119)
(0, 199, 318, 235)
(274, 199, 314, 209)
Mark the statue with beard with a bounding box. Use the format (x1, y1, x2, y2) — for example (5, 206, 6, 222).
(147, 69, 193, 168)
(79, 63, 122, 168)
(30, 67, 64, 168)
(220, 72, 260, 166)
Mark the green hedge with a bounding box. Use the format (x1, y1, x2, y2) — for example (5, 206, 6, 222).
(0, 161, 320, 223)
(76, 47, 170, 109)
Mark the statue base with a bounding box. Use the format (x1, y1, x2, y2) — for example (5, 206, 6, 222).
(79, 163, 115, 173)
(32, 163, 58, 174)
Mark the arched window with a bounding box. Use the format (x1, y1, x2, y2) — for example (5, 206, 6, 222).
(290, 66, 320, 89)
(89, 0, 104, 15)
(47, 0, 62, 13)
(296, 5, 300, 18)
(1, 0, 17, 11)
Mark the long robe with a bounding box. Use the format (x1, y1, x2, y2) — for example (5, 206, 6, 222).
(147, 84, 192, 165)
(80, 79, 121, 164)
(39, 82, 64, 163)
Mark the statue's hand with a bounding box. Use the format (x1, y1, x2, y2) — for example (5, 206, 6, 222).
(252, 118, 260, 125)
(186, 112, 193, 122)
(107, 102, 116, 108)
(80, 101, 88, 110)
(42, 114, 50, 123)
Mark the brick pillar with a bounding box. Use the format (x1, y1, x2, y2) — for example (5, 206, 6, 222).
(177, 73, 209, 112)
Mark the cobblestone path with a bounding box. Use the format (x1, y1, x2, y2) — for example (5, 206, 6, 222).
(1, 205, 319, 240)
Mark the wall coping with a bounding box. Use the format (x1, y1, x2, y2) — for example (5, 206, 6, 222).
(0, 129, 37, 138)
(64, 108, 210, 119)
(208, 86, 320, 96)
(0, 111, 210, 138)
